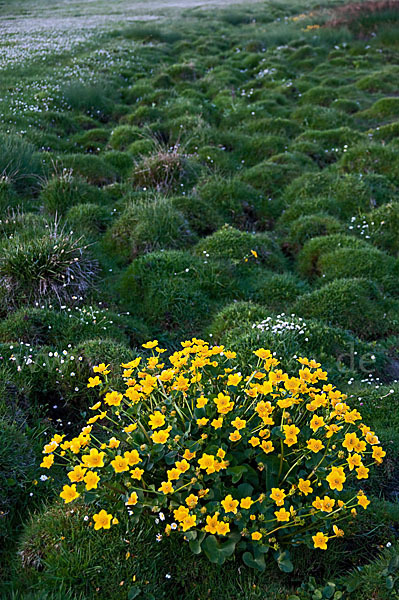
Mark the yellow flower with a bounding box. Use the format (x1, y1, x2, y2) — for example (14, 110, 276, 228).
(205, 513, 219, 534)
(104, 391, 123, 407)
(270, 488, 286, 506)
(176, 459, 190, 473)
(254, 348, 272, 360)
(342, 432, 358, 452)
(211, 417, 223, 429)
(326, 466, 346, 492)
(216, 521, 230, 536)
(251, 531, 262, 541)
(68, 465, 87, 483)
(357, 493, 370, 509)
(111, 456, 129, 474)
(40, 455, 54, 469)
(356, 464, 369, 479)
(185, 494, 198, 509)
(124, 450, 141, 466)
(217, 449, 226, 459)
(274, 508, 290, 522)
(309, 415, 325, 432)
(82, 449, 105, 469)
(174, 505, 189, 521)
(249, 436, 260, 447)
(167, 468, 181, 481)
(198, 453, 215, 473)
(312, 532, 328, 550)
(227, 373, 242, 386)
(151, 428, 170, 444)
(126, 492, 138, 505)
(229, 430, 242, 442)
(87, 376, 101, 388)
(221, 494, 239, 514)
(89, 401, 102, 411)
(320, 496, 335, 513)
(84, 470, 100, 491)
(183, 449, 196, 461)
(93, 509, 113, 530)
(240, 497, 254, 510)
(142, 340, 158, 349)
(108, 437, 120, 449)
(196, 396, 208, 408)
(121, 357, 141, 369)
(197, 417, 209, 427)
(158, 481, 174, 494)
(148, 411, 166, 430)
(261, 440, 274, 454)
(93, 363, 110, 375)
(298, 478, 313, 496)
(130, 467, 144, 480)
(347, 453, 362, 471)
(333, 525, 344, 537)
(372, 446, 386, 464)
(307, 438, 325, 453)
(231, 417, 246, 430)
(181, 514, 196, 532)
(60, 484, 80, 504)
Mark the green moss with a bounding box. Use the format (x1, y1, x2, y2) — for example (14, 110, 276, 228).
(363, 96, 399, 118)
(60, 154, 118, 186)
(194, 226, 286, 271)
(66, 203, 111, 238)
(292, 278, 398, 339)
(251, 272, 310, 311)
(282, 172, 380, 220)
(104, 197, 195, 262)
(102, 151, 133, 177)
(282, 214, 344, 254)
(196, 175, 269, 227)
(350, 203, 399, 255)
(292, 105, 350, 130)
(297, 234, 373, 279)
(109, 125, 143, 151)
(40, 174, 102, 216)
(131, 149, 201, 192)
(317, 246, 398, 295)
(299, 85, 337, 106)
(207, 301, 267, 341)
(72, 128, 109, 152)
(338, 143, 399, 184)
(118, 250, 233, 335)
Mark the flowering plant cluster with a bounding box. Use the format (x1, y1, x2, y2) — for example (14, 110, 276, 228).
(41, 339, 385, 571)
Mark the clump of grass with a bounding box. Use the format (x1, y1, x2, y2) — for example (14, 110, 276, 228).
(104, 196, 195, 261)
(0, 134, 44, 192)
(132, 143, 200, 192)
(0, 222, 97, 307)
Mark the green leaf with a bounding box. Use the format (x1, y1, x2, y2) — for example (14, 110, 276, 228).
(242, 551, 266, 572)
(164, 451, 177, 465)
(386, 575, 394, 590)
(227, 465, 247, 483)
(388, 555, 399, 573)
(189, 537, 203, 554)
(237, 482, 254, 498)
(322, 583, 336, 599)
(202, 534, 237, 565)
(128, 587, 141, 599)
(275, 550, 294, 573)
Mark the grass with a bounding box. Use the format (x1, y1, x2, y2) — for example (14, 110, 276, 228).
(1, 0, 399, 598)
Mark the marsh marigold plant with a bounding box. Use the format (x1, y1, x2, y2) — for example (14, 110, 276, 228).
(41, 339, 385, 571)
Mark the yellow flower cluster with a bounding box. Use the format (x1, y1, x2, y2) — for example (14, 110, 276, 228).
(41, 339, 384, 561)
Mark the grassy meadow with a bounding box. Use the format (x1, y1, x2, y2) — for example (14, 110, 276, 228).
(1, 0, 399, 598)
